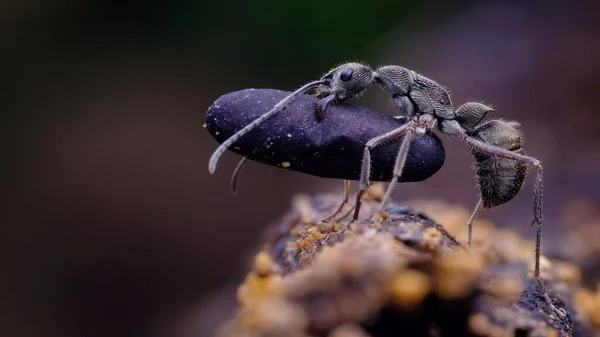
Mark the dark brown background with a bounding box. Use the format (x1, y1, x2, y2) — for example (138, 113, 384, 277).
(2, 1, 600, 336)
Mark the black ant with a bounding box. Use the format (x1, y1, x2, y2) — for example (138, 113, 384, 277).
(207, 62, 544, 278)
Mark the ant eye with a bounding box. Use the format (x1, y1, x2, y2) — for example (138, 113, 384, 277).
(340, 69, 354, 82)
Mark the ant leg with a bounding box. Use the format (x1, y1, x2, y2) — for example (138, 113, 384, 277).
(532, 165, 544, 278)
(230, 157, 248, 194)
(324, 180, 351, 221)
(376, 129, 414, 217)
(209, 79, 326, 174)
(353, 121, 415, 220)
(466, 199, 482, 246)
(466, 137, 544, 278)
(466, 138, 541, 167)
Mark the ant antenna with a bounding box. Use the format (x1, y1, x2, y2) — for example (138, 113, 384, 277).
(230, 157, 248, 195)
(208, 79, 328, 174)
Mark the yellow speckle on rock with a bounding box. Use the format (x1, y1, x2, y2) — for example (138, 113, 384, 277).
(329, 324, 370, 337)
(281, 161, 291, 168)
(547, 328, 559, 337)
(237, 273, 283, 307)
(483, 276, 524, 300)
(468, 313, 490, 336)
(388, 269, 431, 308)
(422, 227, 442, 250)
(435, 250, 483, 299)
(554, 261, 582, 285)
(364, 183, 385, 201)
(575, 285, 600, 327)
(254, 252, 277, 276)
(297, 238, 313, 249)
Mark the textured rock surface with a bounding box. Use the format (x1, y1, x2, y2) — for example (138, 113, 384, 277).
(215, 187, 600, 337)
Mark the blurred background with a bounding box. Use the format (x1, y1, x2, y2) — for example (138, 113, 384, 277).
(3, 0, 600, 336)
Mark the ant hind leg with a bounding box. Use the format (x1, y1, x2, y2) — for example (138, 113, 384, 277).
(465, 137, 544, 278)
(466, 199, 483, 246)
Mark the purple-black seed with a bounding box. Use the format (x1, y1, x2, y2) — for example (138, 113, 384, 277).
(206, 89, 445, 182)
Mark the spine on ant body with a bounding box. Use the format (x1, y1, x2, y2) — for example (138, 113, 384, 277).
(470, 120, 528, 208)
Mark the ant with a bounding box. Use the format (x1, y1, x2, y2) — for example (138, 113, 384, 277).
(208, 62, 544, 279)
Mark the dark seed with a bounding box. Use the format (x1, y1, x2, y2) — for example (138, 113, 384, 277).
(206, 89, 445, 182)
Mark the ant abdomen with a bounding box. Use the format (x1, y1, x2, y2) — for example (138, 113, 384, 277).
(471, 120, 528, 208)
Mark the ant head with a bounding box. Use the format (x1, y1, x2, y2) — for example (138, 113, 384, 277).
(314, 63, 375, 119)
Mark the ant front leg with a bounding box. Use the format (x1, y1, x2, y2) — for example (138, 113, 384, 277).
(466, 137, 544, 278)
(376, 129, 414, 219)
(353, 121, 415, 220)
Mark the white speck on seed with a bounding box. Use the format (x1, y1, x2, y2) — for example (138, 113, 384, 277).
(215, 131, 220, 135)
(287, 133, 292, 138)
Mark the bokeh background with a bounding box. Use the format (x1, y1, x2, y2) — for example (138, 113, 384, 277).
(3, 0, 600, 336)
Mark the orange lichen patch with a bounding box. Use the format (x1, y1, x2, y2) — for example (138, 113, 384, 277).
(332, 222, 346, 232)
(254, 251, 278, 276)
(317, 221, 335, 234)
(388, 269, 432, 308)
(575, 285, 600, 327)
(434, 250, 484, 299)
(562, 222, 600, 259)
(364, 183, 385, 202)
(217, 193, 597, 337)
(553, 261, 582, 285)
(480, 276, 525, 300)
(298, 250, 312, 267)
(281, 235, 408, 329)
(237, 272, 283, 307)
(468, 313, 491, 335)
(237, 299, 308, 334)
(491, 228, 537, 267)
(297, 238, 314, 250)
(292, 194, 318, 224)
(422, 226, 443, 251)
(328, 324, 372, 337)
(406, 200, 494, 242)
(307, 227, 326, 240)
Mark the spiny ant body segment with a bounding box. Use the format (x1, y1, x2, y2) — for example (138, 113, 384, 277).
(470, 120, 528, 208)
(207, 61, 545, 280)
